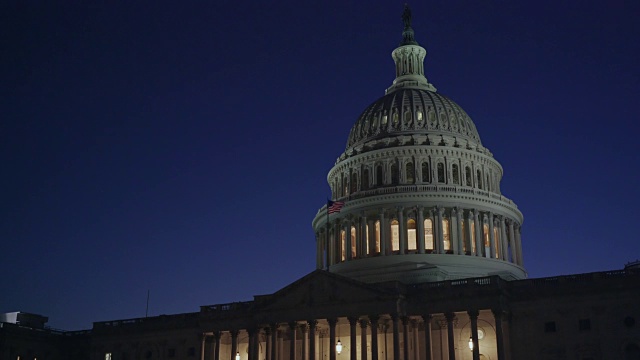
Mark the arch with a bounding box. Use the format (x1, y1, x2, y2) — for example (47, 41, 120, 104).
(390, 219, 400, 251)
(405, 162, 415, 184)
(376, 165, 384, 186)
(477, 169, 483, 189)
(362, 168, 370, 190)
(391, 162, 399, 185)
(421, 162, 431, 183)
(437, 162, 445, 183)
(407, 219, 417, 251)
(443, 218, 451, 252)
(452, 164, 460, 185)
(465, 166, 472, 186)
(350, 226, 357, 258)
(424, 218, 434, 252)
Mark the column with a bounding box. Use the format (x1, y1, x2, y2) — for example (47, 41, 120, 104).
(379, 211, 387, 256)
(411, 320, 419, 360)
(451, 208, 459, 255)
(358, 215, 366, 258)
(345, 220, 352, 261)
(466, 211, 474, 255)
(473, 210, 482, 257)
(492, 310, 506, 360)
(402, 318, 409, 360)
(468, 311, 480, 360)
(436, 207, 445, 254)
(398, 207, 406, 254)
(301, 325, 308, 360)
(515, 224, 524, 266)
(201, 334, 207, 360)
(391, 315, 400, 360)
(328, 318, 337, 360)
(349, 317, 358, 360)
(508, 220, 516, 263)
(213, 332, 221, 360)
(482, 215, 489, 258)
(308, 320, 317, 360)
(289, 322, 297, 360)
(455, 208, 463, 255)
(417, 207, 425, 254)
(421, 315, 433, 360)
(444, 313, 456, 360)
(370, 316, 379, 360)
(265, 328, 272, 360)
(360, 320, 368, 360)
(368, 219, 376, 256)
(271, 324, 278, 360)
(488, 213, 496, 259)
(248, 328, 258, 360)
(499, 217, 508, 261)
(231, 330, 239, 360)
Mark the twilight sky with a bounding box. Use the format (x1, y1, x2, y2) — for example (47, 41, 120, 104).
(2, 1, 639, 331)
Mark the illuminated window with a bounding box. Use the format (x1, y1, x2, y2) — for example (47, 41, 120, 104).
(392, 112, 399, 126)
(443, 219, 451, 251)
(407, 219, 417, 250)
(465, 167, 472, 186)
(405, 162, 415, 183)
(391, 219, 400, 251)
(375, 220, 381, 253)
(351, 226, 357, 258)
(421, 162, 430, 182)
(376, 165, 383, 185)
(382, 114, 388, 126)
(477, 170, 483, 189)
(416, 110, 423, 122)
(483, 224, 490, 257)
(437, 163, 445, 183)
(106, 354, 112, 360)
(391, 163, 399, 185)
(424, 219, 434, 251)
(341, 230, 346, 261)
(452, 164, 460, 185)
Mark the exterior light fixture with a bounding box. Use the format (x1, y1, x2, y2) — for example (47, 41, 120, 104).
(468, 337, 473, 351)
(236, 352, 240, 360)
(336, 339, 343, 354)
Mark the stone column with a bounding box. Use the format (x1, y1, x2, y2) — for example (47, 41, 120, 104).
(308, 320, 317, 360)
(379, 211, 387, 256)
(248, 328, 257, 360)
(368, 219, 376, 255)
(391, 315, 401, 360)
(271, 324, 278, 360)
(437, 207, 445, 254)
(421, 315, 433, 360)
(301, 324, 308, 360)
(349, 317, 358, 360)
(398, 207, 406, 254)
(230, 330, 239, 360)
(360, 214, 368, 258)
(289, 322, 297, 360)
(515, 224, 524, 266)
(455, 208, 463, 255)
(451, 208, 459, 255)
(370, 316, 379, 360)
(473, 210, 482, 257)
(265, 328, 272, 360)
(402, 318, 409, 360)
(417, 207, 425, 254)
(445, 313, 456, 360)
(488, 213, 496, 259)
(469, 311, 480, 360)
(508, 221, 516, 264)
(499, 217, 508, 261)
(328, 319, 338, 360)
(360, 320, 368, 360)
(213, 332, 221, 360)
(201, 334, 207, 360)
(345, 220, 352, 261)
(411, 320, 419, 360)
(466, 211, 474, 255)
(492, 310, 506, 360)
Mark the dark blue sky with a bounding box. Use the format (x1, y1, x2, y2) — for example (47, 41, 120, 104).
(2, 1, 639, 331)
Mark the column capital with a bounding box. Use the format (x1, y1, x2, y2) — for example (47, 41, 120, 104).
(347, 316, 359, 325)
(359, 319, 369, 328)
(444, 312, 456, 322)
(230, 329, 239, 337)
(307, 319, 318, 328)
(212, 330, 221, 339)
(368, 314, 380, 325)
(327, 318, 338, 326)
(491, 308, 505, 319)
(299, 323, 308, 333)
(467, 309, 479, 318)
(421, 314, 432, 322)
(288, 321, 298, 329)
(263, 327, 271, 336)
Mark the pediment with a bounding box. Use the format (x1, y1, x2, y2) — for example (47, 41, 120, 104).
(256, 270, 395, 312)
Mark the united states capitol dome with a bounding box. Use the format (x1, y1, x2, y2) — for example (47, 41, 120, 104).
(312, 6, 525, 284)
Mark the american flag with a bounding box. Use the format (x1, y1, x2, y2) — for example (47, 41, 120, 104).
(327, 200, 345, 214)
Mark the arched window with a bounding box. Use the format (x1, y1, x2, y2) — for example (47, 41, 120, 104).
(465, 166, 472, 186)
(428, 111, 436, 125)
(351, 172, 358, 194)
(407, 219, 417, 251)
(362, 169, 369, 190)
(392, 112, 399, 126)
(424, 218, 434, 252)
(452, 164, 460, 185)
(382, 114, 388, 126)
(351, 226, 357, 258)
(391, 219, 400, 252)
(416, 110, 423, 122)
(483, 224, 490, 257)
(477, 170, 483, 189)
(391, 163, 399, 185)
(493, 226, 500, 258)
(340, 230, 346, 261)
(376, 165, 383, 186)
(405, 162, 415, 184)
(421, 162, 430, 183)
(437, 162, 445, 183)
(375, 220, 381, 253)
(443, 218, 451, 252)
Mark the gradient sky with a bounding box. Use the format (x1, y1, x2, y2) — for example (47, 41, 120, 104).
(2, 1, 639, 331)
